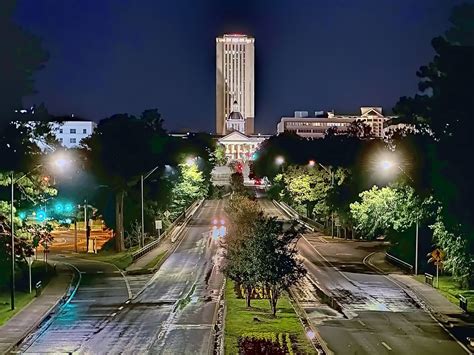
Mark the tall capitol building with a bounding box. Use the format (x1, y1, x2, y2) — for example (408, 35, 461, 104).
(216, 34, 255, 135)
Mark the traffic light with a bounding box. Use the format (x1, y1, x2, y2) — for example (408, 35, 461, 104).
(64, 203, 74, 213)
(54, 203, 64, 213)
(36, 210, 47, 222)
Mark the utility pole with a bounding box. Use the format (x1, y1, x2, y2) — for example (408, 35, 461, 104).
(330, 169, 334, 238)
(141, 175, 144, 248)
(84, 199, 88, 252)
(10, 171, 15, 310)
(415, 220, 419, 275)
(74, 219, 78, 253)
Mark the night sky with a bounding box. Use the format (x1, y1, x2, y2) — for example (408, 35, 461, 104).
(15, 0, 467, 133)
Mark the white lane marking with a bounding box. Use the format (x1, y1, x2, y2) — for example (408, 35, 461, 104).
(125, 300, 130, 304)
(381, 342, 392, 351)
(364, 252, 471, 354)
(110, 312, 117, 317)
(118, 306, 124, 310)
(96, 271, 104, 273)
(358, 320, 366, 327)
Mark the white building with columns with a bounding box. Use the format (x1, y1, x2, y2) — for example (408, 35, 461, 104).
(217, 131, 269, 162)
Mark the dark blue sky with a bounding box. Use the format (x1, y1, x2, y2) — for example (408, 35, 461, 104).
(15, 0, 467, 133)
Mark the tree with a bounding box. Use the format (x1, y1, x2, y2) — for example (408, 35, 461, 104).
(393, 4, 474, 285)
(0, 0, 49, 117)
(224, 195, 264, 307)
(282, 165, 331, 219)
(170, 161, 207, 215)
(214, 144, 227, 166)
(350, 184, 427, 240)
(251, 217, 305, 316)
(431, 210, 472, 288)
(82, 111, 167, 251)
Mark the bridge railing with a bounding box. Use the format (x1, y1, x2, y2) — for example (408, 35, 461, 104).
(131, 199, 204, 261)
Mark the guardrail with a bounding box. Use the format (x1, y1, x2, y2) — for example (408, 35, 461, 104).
(273, 200, 326, 232)
(131, 199, 203, 261)
(424, 273, 434, 287)
(386, 253, 413, 272)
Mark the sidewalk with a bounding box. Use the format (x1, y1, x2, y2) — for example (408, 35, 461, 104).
(0, 264, 73, 354)
(368, 252, 464, 318)
(367, 252, 474, 352)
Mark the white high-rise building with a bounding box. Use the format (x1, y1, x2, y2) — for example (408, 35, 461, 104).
(216, 34, 255, 135)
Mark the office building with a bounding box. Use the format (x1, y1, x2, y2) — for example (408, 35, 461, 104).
(277, 107, 391, 139)
(216, 34, 255, 135)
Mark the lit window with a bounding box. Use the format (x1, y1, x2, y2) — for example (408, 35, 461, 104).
(83, 128, 87, 134)
(70, 138, 76, 144)
(70, 128, 76, 134)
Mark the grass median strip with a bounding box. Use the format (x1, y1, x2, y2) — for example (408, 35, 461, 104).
(224, 280, 314, 354)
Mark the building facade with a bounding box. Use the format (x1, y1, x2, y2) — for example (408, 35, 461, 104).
(216, 34, 255, 135)
(53, 120, 96, 148)
(217, 131, 268, 162)
(277, 107, 391, 138)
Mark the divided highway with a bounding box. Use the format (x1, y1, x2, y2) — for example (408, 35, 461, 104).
(19, 200, 225, 354)
(259, 198, 467, 355)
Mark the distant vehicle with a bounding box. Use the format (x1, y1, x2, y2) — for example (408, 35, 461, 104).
(254, 178, 261, 185)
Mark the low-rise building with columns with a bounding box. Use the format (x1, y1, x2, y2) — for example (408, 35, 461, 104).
(217, 130, 269, 162)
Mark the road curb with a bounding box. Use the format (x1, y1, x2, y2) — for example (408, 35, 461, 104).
(288, 288, 333, 355)
(8, 262, 80, 353)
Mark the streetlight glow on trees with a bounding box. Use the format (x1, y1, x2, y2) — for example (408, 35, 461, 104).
(9, 151, 73, 310)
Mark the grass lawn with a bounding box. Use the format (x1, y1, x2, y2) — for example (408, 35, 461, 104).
(0, 291, 35, 326)
(79, 247, 138, 270)
(0, 261, 55, 326)
(224, 280, 314, 354)
(414, 275, 474, 313)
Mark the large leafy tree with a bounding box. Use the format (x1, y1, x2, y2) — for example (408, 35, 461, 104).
(394, 3, 474, 285)
(170, 161, 207, 215)
(82, 111, 168, 251)
(0, 0, 49, 118)
(350, 185, 428, 240)
(282, 165, 332, 219)
(251, 217, 305, 316)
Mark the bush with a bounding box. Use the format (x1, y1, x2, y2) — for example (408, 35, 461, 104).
(238, 332, 294, 355)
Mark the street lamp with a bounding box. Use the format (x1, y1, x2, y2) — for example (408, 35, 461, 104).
(141, 165, 159, 248)
(9, 153, 71, 310)
(376, 156, 419, 274)
(275, 156, 285, 166)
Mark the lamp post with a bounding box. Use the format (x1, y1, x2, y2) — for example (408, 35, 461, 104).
(10, 164, 43, 310)
(141, 166, 159, 248)
(379, 158, 420, 274)
(10, 153, 72, 310)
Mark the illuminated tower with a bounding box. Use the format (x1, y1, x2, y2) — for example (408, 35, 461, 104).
(216, 34, 255, 135)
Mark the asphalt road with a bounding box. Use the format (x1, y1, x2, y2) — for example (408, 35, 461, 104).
(49, 229, 112, 251)
(19, 200, 225, 354)
(259, 199, 467, 355)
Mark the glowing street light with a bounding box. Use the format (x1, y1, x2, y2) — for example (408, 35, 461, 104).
(186, 156, 196, 166)
(9, 151, 73, 310)
(373, 154, 419, 274)
(308, 160, 316, 167)
(379, 159, 395, 171)
(275, 156, 285, 165)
